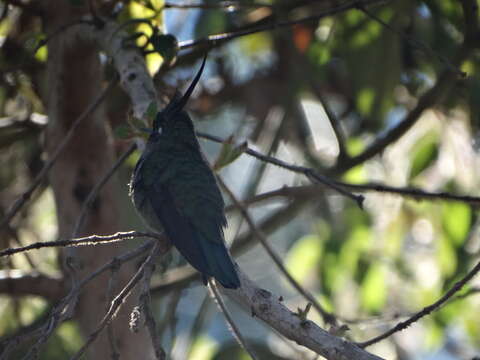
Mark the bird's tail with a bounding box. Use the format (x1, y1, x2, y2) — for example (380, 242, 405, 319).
(199, 240, 240, 289)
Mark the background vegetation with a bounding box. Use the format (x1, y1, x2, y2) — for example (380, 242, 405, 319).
(0, 0, 479, 359)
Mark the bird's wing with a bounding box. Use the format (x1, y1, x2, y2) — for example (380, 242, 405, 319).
(141, 149, 239, 288)
(162, 154, 227, 245)
(148, 178, 211, 274)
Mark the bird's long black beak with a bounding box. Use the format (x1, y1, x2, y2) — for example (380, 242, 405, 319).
(175, 54, 207, 111)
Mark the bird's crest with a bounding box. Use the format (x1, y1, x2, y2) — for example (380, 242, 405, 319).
(154, 54, 207, 131)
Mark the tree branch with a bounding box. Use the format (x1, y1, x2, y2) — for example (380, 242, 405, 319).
(359, 258, 480, 348)
(198, 132, 364, 207)
(331, 0, 478, 174)
(224, 269, 384, 360)
(0, 231, 163, 258)
(209, 281, 259, 360)
(218, 176, 336, 326)
(178, 0, 390, 50)
(0, 79, 116, 231)
(71, 243, 162, 360)
(0, 271, 64, 301)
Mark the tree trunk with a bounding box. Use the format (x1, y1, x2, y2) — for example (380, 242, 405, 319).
(44, 2, 152, 358)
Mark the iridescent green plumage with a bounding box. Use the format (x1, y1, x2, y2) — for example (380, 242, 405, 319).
(130, 57, 240, 288)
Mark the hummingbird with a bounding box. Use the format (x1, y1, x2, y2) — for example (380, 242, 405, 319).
(129, 56, 240, 289)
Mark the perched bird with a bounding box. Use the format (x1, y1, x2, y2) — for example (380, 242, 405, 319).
(129, 56, 240, 289)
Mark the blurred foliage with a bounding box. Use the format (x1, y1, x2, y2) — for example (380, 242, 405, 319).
(1, 0, 480, 359)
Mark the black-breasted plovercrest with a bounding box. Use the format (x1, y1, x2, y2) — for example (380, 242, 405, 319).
(129, 56, 240, 289)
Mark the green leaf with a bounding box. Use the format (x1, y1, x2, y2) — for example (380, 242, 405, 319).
(285, 234, 323, 283)
(189, 335, 218, 360)
(464, 314, 480, 344)
(114, 124, 135, 139)
(437, 234, 457, 276)
(360, 263, 387, 312)
(213, 137, 247, 170)
(356, 88, 375, 115)
(144, 101, 158, 123)
(424, 319, 444, 349)
(442, 202, 471, 247)
(339, 225, 371, 274)
(409, 132, 439, 179)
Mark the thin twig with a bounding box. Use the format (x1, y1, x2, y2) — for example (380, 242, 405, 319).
(2, 242, 156, 359)
(209, 280, 259, 360)
(72, 143, 137, 237)
(201, 131, 480, 206)
(217, 176, 337, 326)
(198, 131, 364, 207)
(0, 231, 162, 258)
(235, 182, 480, 208)
(311, 85, 349, 161)
(70, 243, 161, 360)
(106, 259, 121, 360)
(164, 1, 273, 10)
(178, 0, 390, 50)
(139, 246, 166, 360)
(332, 43, 475, 175)
(358, 258, 480, 348)
(0, 79, 117, 231)
(337, 181, 480, 205)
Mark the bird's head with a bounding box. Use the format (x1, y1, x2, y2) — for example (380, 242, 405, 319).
(147, 55, 207, 143)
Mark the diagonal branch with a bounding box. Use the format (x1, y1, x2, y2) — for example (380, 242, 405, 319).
(209, 280, 259, 360)
(217, 176, 336, 326)
(70, 243, 162, 360)
(224, 269, 384, 360)
(331, 0, 478, 174)
(199, 132, 364, 207)
(0, 79, 117, 231)
(359, 258, 480, 348)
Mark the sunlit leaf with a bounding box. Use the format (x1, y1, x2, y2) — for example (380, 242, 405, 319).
(357, 88, 375, 115)
(339, 225, 371, 274)
(464, 314, 480, 344)
(442, 202, 471, 247)
(360, 263, 387, 312)
(409, 132, 439, 179)
(424, 319, 444, 349)
(437, 234, 457, 276)
(238, 32, 272, 55)
(308, 43, 331, 65)
(350, 21, 382, 48)
(189, 335, 218, 360)
(285, 234, 323, 283)
(342, 165, 366, 184)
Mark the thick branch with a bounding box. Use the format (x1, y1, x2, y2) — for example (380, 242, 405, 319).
(0, 271, 64, 301)
(224, 270, 384, 360)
